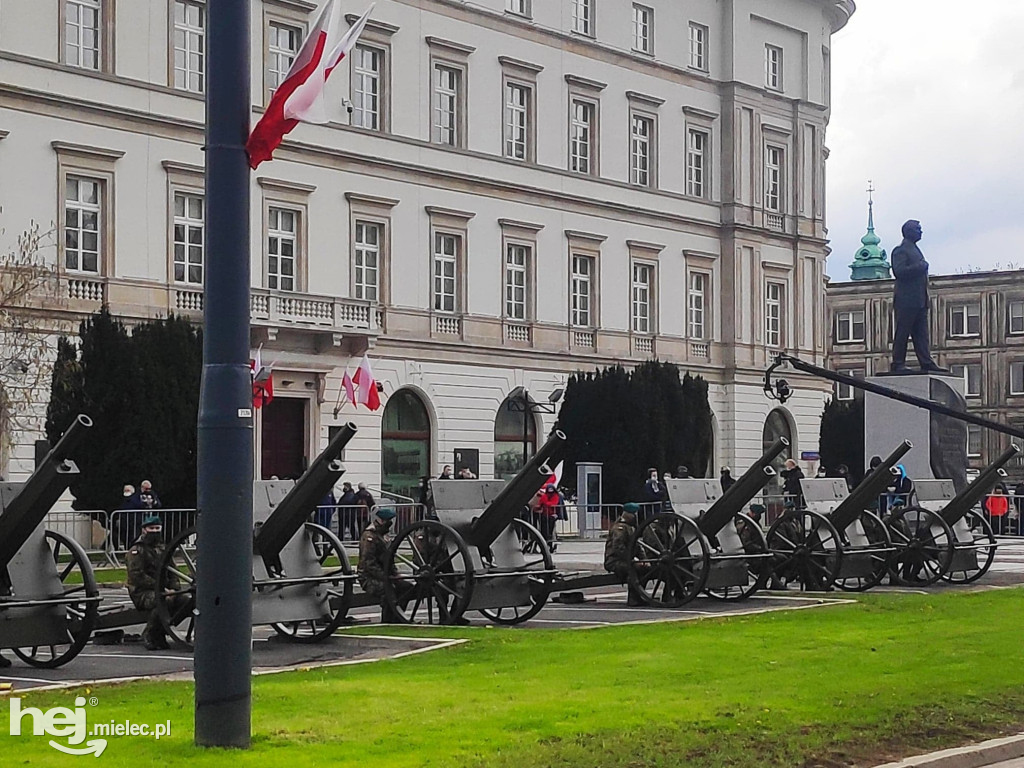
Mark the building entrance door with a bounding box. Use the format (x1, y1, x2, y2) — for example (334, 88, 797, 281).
(261, 398, 307, 480)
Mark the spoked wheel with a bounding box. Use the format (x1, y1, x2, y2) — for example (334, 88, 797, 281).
(766, 510, 843, 591)
(835, 511, 895, 592)
(12, 530, 99, 669)
(272, 522, 354, 642)
(156, 526, 198, 649)
(385, 520, 474, 625)
(629, 513, 711, 608)
(479, 519, 554, 625)
(940, 510, 996, 585)
(886, 506, 955, 587)
(707, 512, 769, 601)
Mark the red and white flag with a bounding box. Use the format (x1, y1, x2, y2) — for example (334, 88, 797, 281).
(341, 369, 356, 408)
(251, 347, 274, 409)
(352, 355, 381, 411)
(246, 2, 375, 169)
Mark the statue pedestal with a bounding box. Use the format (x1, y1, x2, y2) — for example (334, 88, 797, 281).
(864, 373, 968, 491)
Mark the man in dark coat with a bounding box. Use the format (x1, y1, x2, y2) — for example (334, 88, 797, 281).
(780, 459, 805, 509)
(720, 467, 736, 493)
(641, 468, 662, 521)
(126, 514, 187, 650)
(604, 504, 643, 606)
(891, 220, 947, 373)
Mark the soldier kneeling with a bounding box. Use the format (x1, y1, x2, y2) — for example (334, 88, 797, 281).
(358, 507, 401, 623)
(604, 503, 645, 606)
(126, 515, 189, 650)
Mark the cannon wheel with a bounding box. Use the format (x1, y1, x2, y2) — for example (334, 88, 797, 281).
(629, 513, 711, 608)
(384, 520, 474, 625)
(156, 526, 198, 650)
(885, 506, 955, 587)
(835, 511, 895, 592)
(940, 509, 996, 585)
(766, 510, 843, 591)
(479, 519, 554, 625)
(11, 530, 99, 669)
(706, 512, 768, 601)
(272, 522, 354, 642)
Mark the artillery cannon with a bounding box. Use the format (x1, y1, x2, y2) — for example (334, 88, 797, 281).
(890, 445, 1019, 586)
(766, 442, 916, 591)
(381, 430, 566, 625)
(155, 423, 359, 647)
(0, 415, 97, 668)
(632, 438, 789, 607)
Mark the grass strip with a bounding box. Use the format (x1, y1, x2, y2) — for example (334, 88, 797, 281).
(3, 588, 1022, 767)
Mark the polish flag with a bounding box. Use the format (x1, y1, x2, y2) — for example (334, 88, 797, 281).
(353, 356, 381, 411)
(246, 2, 375, 169)
(251, 347, 274, 409)
(341, 369, 356, 408)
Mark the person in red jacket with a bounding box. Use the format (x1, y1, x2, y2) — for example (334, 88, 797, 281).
(537, 484, 561, 552)
(985, 486, 1010, 535)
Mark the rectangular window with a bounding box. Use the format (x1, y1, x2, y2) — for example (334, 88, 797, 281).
(173, 192, 204, 284)
(765, 44, 783, 91)
(570, 100, 594, 175)
(572, 0, 592, 36)
(686, 129, 708, 198)
(1011, 362, 1024, 396)
(352, 45, 382, 130)
(267, 207, 297, 291)
(836, 369, 860, 402)
(630, 114, 652, 187)
(507, 0, 531, 17)
(688, 22, 708, 71)
(632, 4, 652, 54)
(505, 82, 530, 160)
(950, 363, 982, 398)
(571, 254, 593, 327)
(433, 64, 460, 146)
(1009, 300, 1024, 335)
(632, 263, 652, 334)
(835, 310, 865, 343)
(433, 232, 458, 313)
(65, 0, 101, 70)
(505, 244, 529, 320)
(64, 175, 102, 273)
(765, 145, 783, 212)
(949, 303, 981, 337)
(173, 0, 205, 93)
(353, 221, 381, 302)
(688, 272, 706, 340)
(967, 424, 982, 458)
(268, 22, 300, 98)
(765, 281, 784, 348)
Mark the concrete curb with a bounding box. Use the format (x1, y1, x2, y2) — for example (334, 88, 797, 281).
(874, 733, 1024, 768)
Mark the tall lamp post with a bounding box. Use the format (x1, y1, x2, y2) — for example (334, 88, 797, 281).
(508, 386, 564, 470)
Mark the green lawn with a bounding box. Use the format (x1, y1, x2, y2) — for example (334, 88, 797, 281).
(4, 588, 1024, 767)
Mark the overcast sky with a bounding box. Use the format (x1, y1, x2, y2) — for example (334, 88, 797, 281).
(825, 0, 1024, 281)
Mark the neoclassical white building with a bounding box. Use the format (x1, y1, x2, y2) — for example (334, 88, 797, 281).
(0, 0, 855, 497)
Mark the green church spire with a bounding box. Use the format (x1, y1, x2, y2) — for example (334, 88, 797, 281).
(850, 181, 892, 281)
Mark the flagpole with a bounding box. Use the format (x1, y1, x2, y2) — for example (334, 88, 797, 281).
(196, 0, 253, 748)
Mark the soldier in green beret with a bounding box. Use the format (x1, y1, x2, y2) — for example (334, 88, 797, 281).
(604, 503, 644, 606)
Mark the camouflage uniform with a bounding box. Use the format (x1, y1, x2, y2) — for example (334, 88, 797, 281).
(358, 522, 400, 622)
(126, 537, 184, 648)
(604, 513, 643, 606)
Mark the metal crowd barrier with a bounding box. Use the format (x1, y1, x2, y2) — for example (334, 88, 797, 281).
(310, 503, 430, 545)
(106, 508, 198, 566)
(42, 510, 116, 567)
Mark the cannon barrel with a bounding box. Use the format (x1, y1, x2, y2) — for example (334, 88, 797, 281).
(253, 422, 357, 557)
(939, 444, 1020, 528)
(0, 414, 93, 568)
(468, 429, 567, 548)
(698, 437, 788, 537)
(828, 440, 912, 530)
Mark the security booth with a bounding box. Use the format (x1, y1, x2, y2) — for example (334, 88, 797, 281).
(575, 462, 602, 538)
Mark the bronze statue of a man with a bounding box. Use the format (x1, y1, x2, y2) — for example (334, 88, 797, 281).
(890, 220, 948, 374)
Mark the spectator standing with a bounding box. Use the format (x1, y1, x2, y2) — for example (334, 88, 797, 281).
(675, 465, 691, 479)
(315, 488, 336, 531)
(889, 465, 915, 510)
(985, 486, 1010, 535)
(438, 465, 453, 480)
(836, 464, 854, 492)
(115, 484, 142, 549)
(336, 481, 359, 540)
(720, 467, 736, 493)
(642, 468, 663, 522)
(780, 459, 805, 509)
(354, 482, 375, 533)
(457, 467, 476, 479)
(138, 480, 162, 509)
(537, 484, 561, 552)
(418, 476, 435, 520)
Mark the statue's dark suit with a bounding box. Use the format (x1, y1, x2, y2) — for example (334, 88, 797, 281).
(891, 239, 936, 370)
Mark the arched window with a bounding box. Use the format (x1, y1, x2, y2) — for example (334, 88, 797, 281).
(494, 396, 537, 479)
(381, 389, 431, 499)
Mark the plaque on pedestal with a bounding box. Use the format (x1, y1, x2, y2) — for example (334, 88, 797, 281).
(864, 374, 968, 492)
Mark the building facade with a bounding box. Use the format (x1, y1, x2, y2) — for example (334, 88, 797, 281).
(827, 268, 1024, 478)
(0, 0, 854, 496)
